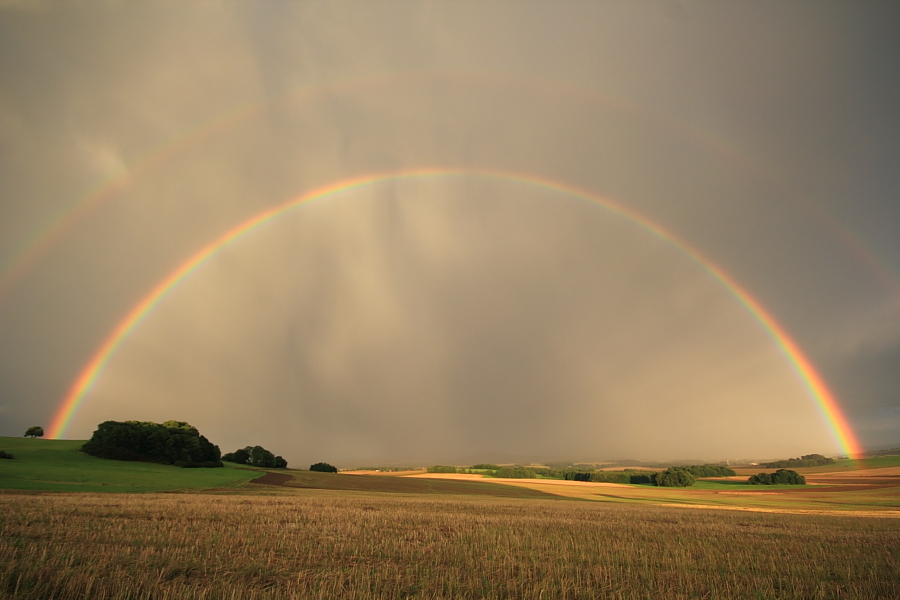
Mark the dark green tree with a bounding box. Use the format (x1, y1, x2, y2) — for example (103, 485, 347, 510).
(24, 426, 44, 439)
(310, 462, 338, 473)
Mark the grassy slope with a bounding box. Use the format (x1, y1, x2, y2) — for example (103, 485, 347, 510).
(0, 437, 260, 492)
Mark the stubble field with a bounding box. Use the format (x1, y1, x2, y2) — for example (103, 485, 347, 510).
(2, 490, 899, 600)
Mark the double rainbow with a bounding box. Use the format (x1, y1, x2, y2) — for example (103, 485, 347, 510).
(46, 168, 863, 457)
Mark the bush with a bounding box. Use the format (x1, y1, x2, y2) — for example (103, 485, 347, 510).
(655, 468, 696, 487)
(310, 462, 338, 473)
(0, 450, 13, 459)
(427, 465, 458, 473)
(749, 469, 805, 485)
(81, 420, 222, 467)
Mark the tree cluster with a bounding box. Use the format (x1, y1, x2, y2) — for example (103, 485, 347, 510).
(578, 470, 658, 484)
(748, 469, 806, 485)
(427, 465, 458, 473)
(654, 467, 696, 487)
(763, 454, 834, 469)
(81, 420, 222, 467)
(469, 463, 501, 470)
(682, 465, 736, 477)
(310, 462, 337, 473)
(491, 466, 537, 479)
(222, 446, 287, 468)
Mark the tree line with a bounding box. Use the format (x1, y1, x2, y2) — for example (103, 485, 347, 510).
(763, 454, 834, 468)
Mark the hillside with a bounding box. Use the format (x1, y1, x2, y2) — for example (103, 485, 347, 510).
(0, 437, 260, 492)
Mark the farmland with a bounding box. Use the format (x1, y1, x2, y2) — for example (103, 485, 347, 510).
(3, 492, 899, 599)
(2, 437, 900, 599)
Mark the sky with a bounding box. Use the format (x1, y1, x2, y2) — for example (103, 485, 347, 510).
(1, 1, 899, 467)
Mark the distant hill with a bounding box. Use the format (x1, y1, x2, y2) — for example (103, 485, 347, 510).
(867, 445, 900, 458)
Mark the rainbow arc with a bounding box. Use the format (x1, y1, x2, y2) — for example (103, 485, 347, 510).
(47, 168, 863, 458)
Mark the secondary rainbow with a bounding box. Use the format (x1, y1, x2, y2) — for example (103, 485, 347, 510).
(46, 168, 863, 457)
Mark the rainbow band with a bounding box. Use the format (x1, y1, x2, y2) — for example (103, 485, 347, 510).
(47, 168, 863, 457)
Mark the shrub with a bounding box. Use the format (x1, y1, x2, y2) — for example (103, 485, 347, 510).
(0, 450, 13, 459)
(81, 420, 222, 467)
(310, 462, 338, 473)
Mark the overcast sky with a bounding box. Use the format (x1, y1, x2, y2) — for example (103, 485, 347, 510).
(1, 1, 899, 467)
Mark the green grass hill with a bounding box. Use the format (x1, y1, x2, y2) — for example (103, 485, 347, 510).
(0, 436, 261, 492)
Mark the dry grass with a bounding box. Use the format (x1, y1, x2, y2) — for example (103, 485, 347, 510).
(2, 491, 899, 599)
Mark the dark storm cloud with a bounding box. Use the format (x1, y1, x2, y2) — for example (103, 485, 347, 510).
(1, 1, 898, 465)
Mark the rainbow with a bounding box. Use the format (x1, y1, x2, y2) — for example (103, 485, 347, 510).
(46, 168, 863, 457)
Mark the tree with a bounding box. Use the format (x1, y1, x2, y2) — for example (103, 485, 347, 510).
(310, 462, 338, 473)
(24, 426, 44, 439)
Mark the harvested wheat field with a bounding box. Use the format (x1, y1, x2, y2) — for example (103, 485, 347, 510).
(2, 491, 900, 600)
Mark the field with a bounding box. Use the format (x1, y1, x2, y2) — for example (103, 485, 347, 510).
(2, 438, 900, 599)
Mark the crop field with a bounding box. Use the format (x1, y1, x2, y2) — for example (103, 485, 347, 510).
(2, 491, 899, 600)
(3, 438, 900, 599)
